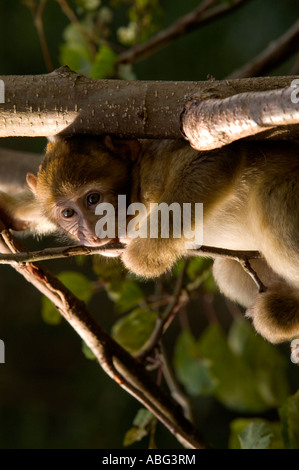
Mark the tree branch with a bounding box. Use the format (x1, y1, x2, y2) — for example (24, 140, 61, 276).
(118, 0, 252, 65)
(182, 85, 299, 150)
(136, 261, 189, 361)
(1, 68, 299, 143)
(228, 18, 299, 79)
(0, 242, 261, 265)
(0, 226, 209, 449)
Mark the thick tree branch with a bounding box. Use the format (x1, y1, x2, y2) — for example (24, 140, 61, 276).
(0, 227, 209, 449)
(182, 85, 299, 150)
(1, 68, 299, 148)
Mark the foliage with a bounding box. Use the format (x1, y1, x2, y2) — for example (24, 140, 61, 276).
(123, 408, 156, 447)
(174, 319, 289, 412)
(59, 0, 162, 79)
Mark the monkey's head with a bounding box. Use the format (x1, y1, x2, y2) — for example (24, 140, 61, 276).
(26, 136, 140, 247)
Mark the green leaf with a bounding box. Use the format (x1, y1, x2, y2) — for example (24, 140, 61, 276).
(186, 257, 212, 281)
(198, 324, 264, 412)
(228, 318, 289, 408)
(93, 255, 125, 294)
(133, 408, 153, 428)
(279, 390, 299, 449)
(198, 320, 289, 412)
(41, 296, 61, 325)
(82, 341, 96, 360)
(91, 45, 118, 79)
(117, 23, 137, 46)
(229, 418, 283, 449)
(184, 257, 216, 293)
(112, 308, 156, 353)
(118, 64, 137, 81)
(123, 426, 148, 447)
(123, 408, 155, 447)
(202, 273, 218, 293)
(114, 280, 144, 314)
(172, 259, 186, 277)
(239, 422, 273, 449)
(75, 0, 101, 11)
(60, 23, 93, 76)
(42, 271, 94, 325)
(173, 331, 217, 396)
(58, 271, 94, 303)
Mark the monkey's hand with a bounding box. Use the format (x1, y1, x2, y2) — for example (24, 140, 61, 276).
(121, 237, 186, 278)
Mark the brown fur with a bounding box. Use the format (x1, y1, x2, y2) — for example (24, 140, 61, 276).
(1, 137, 299, 344)
(37, 137, 134, 222)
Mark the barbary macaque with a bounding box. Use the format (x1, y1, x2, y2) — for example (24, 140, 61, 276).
(0, 135, 299, 345)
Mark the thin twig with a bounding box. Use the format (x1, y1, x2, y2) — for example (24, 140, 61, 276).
(34, 0, 54, 72)
(56, 0, 97, 57)
(160, 340, 194, 423)
(190, 245, 261, 261)
(56, 0, 79, 24)
(239, 259, 266, 293)
(0, 242, 261, 265)
(118, 0, 251, 65)
(136, 260, 189, 361)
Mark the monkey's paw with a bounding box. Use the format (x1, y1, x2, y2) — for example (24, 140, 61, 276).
(121, 237, 183, 278)
(246, 282, 299, 343)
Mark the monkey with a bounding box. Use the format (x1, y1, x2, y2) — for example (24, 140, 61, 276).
(0, 135, 298, 345)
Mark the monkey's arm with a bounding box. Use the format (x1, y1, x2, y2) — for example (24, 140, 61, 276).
(122, 145, 243, 278)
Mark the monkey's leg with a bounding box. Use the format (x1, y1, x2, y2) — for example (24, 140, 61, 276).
(247, 241, 299, 344)
(247, 282, 299, 343)
(212, 258, 281, 308)
(213, 258, 299, 344)
(249, 166, 299, 343)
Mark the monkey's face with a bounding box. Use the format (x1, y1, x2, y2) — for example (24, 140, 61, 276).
(53, 183, 120, 247)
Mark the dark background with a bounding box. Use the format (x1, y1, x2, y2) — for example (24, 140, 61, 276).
(0, 0, 299, 449)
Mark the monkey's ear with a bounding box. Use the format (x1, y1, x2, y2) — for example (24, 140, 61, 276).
(26, 173, 38, 194)
(104, 136, 141, 161)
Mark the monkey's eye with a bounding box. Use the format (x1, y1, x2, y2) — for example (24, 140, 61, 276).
(62, 208, 75, 218)
(87, 193, 101, 206)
